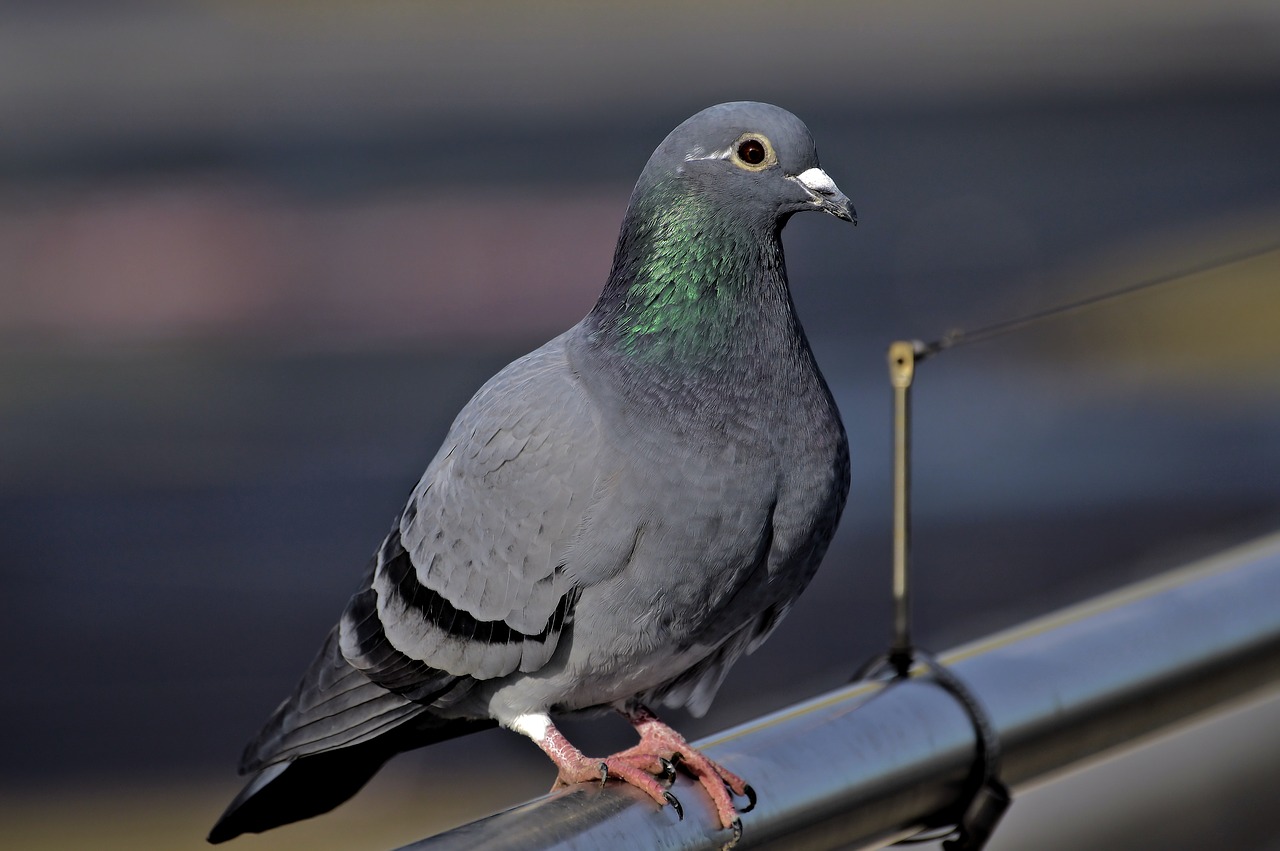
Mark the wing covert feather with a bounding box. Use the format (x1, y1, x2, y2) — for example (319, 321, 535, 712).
(363, 334, 600, 683)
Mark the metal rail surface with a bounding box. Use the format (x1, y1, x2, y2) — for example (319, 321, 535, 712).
(396, 531, 1280, 851)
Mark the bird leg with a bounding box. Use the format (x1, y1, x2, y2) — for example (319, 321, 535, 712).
(614, 702, 755, 834)
(510, 712, 684, 819)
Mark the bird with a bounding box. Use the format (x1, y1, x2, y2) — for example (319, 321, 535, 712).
(209, 101, 854, 844)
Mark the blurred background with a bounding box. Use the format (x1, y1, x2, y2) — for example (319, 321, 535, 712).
(2, 2, 1279, 849)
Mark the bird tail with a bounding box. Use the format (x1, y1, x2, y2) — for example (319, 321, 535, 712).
(207, 713, 490, 843)
(208, 623, 492, 843)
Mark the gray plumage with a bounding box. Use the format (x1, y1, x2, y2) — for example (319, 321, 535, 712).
(210, 101, 854, 843)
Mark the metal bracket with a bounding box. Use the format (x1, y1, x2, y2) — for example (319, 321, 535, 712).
(861, 340, 1012, 851)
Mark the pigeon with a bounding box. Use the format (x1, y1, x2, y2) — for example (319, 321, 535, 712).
(209, 101, 854, 844)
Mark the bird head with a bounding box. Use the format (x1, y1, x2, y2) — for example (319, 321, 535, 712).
(640, 101, 856, 228)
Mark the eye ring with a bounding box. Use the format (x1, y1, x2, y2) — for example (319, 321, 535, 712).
(730, 134, 776, 171)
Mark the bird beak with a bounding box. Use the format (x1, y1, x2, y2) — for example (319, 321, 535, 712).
(792, 168, 856, 224)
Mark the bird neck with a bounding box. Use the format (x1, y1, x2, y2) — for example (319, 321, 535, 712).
(587, 181, 797, 369)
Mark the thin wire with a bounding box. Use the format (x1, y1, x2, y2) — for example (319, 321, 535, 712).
(919, 240, 1280, 359)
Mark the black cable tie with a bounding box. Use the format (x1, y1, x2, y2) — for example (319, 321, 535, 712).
(854, 648, 1012, 850)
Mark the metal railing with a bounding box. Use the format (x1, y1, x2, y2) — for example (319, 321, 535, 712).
(396, 531, 1280, 850)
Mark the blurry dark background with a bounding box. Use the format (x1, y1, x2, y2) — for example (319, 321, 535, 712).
(2, 3, 1279, 849)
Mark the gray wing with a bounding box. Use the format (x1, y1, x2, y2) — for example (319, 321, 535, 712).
(339, 332, 604, 695)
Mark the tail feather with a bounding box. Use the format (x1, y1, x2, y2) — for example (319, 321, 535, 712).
(211, 618, 494, 843)
(238, 625, 427, 772)
(208, 715, 491, 843)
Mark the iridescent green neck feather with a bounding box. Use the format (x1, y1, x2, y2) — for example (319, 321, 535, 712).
(590, 180, 788, 366)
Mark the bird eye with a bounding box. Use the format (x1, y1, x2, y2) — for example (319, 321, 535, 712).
(730, 134, 775, 171)
(738, 138, 766, 165)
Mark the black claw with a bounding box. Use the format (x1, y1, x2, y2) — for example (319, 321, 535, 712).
(597, 762, 609, 786)
(669, 751, 684, 768)
(739, 783, 758, 813)
(658, 757, 676, 780)
(664, 791, 684, 821)
(730, 817, 743, 844)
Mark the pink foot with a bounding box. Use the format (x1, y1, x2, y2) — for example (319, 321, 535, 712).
(511, 708, 753, 842)
(549, 750, 684, 818)
(618, 703, 756, 835)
